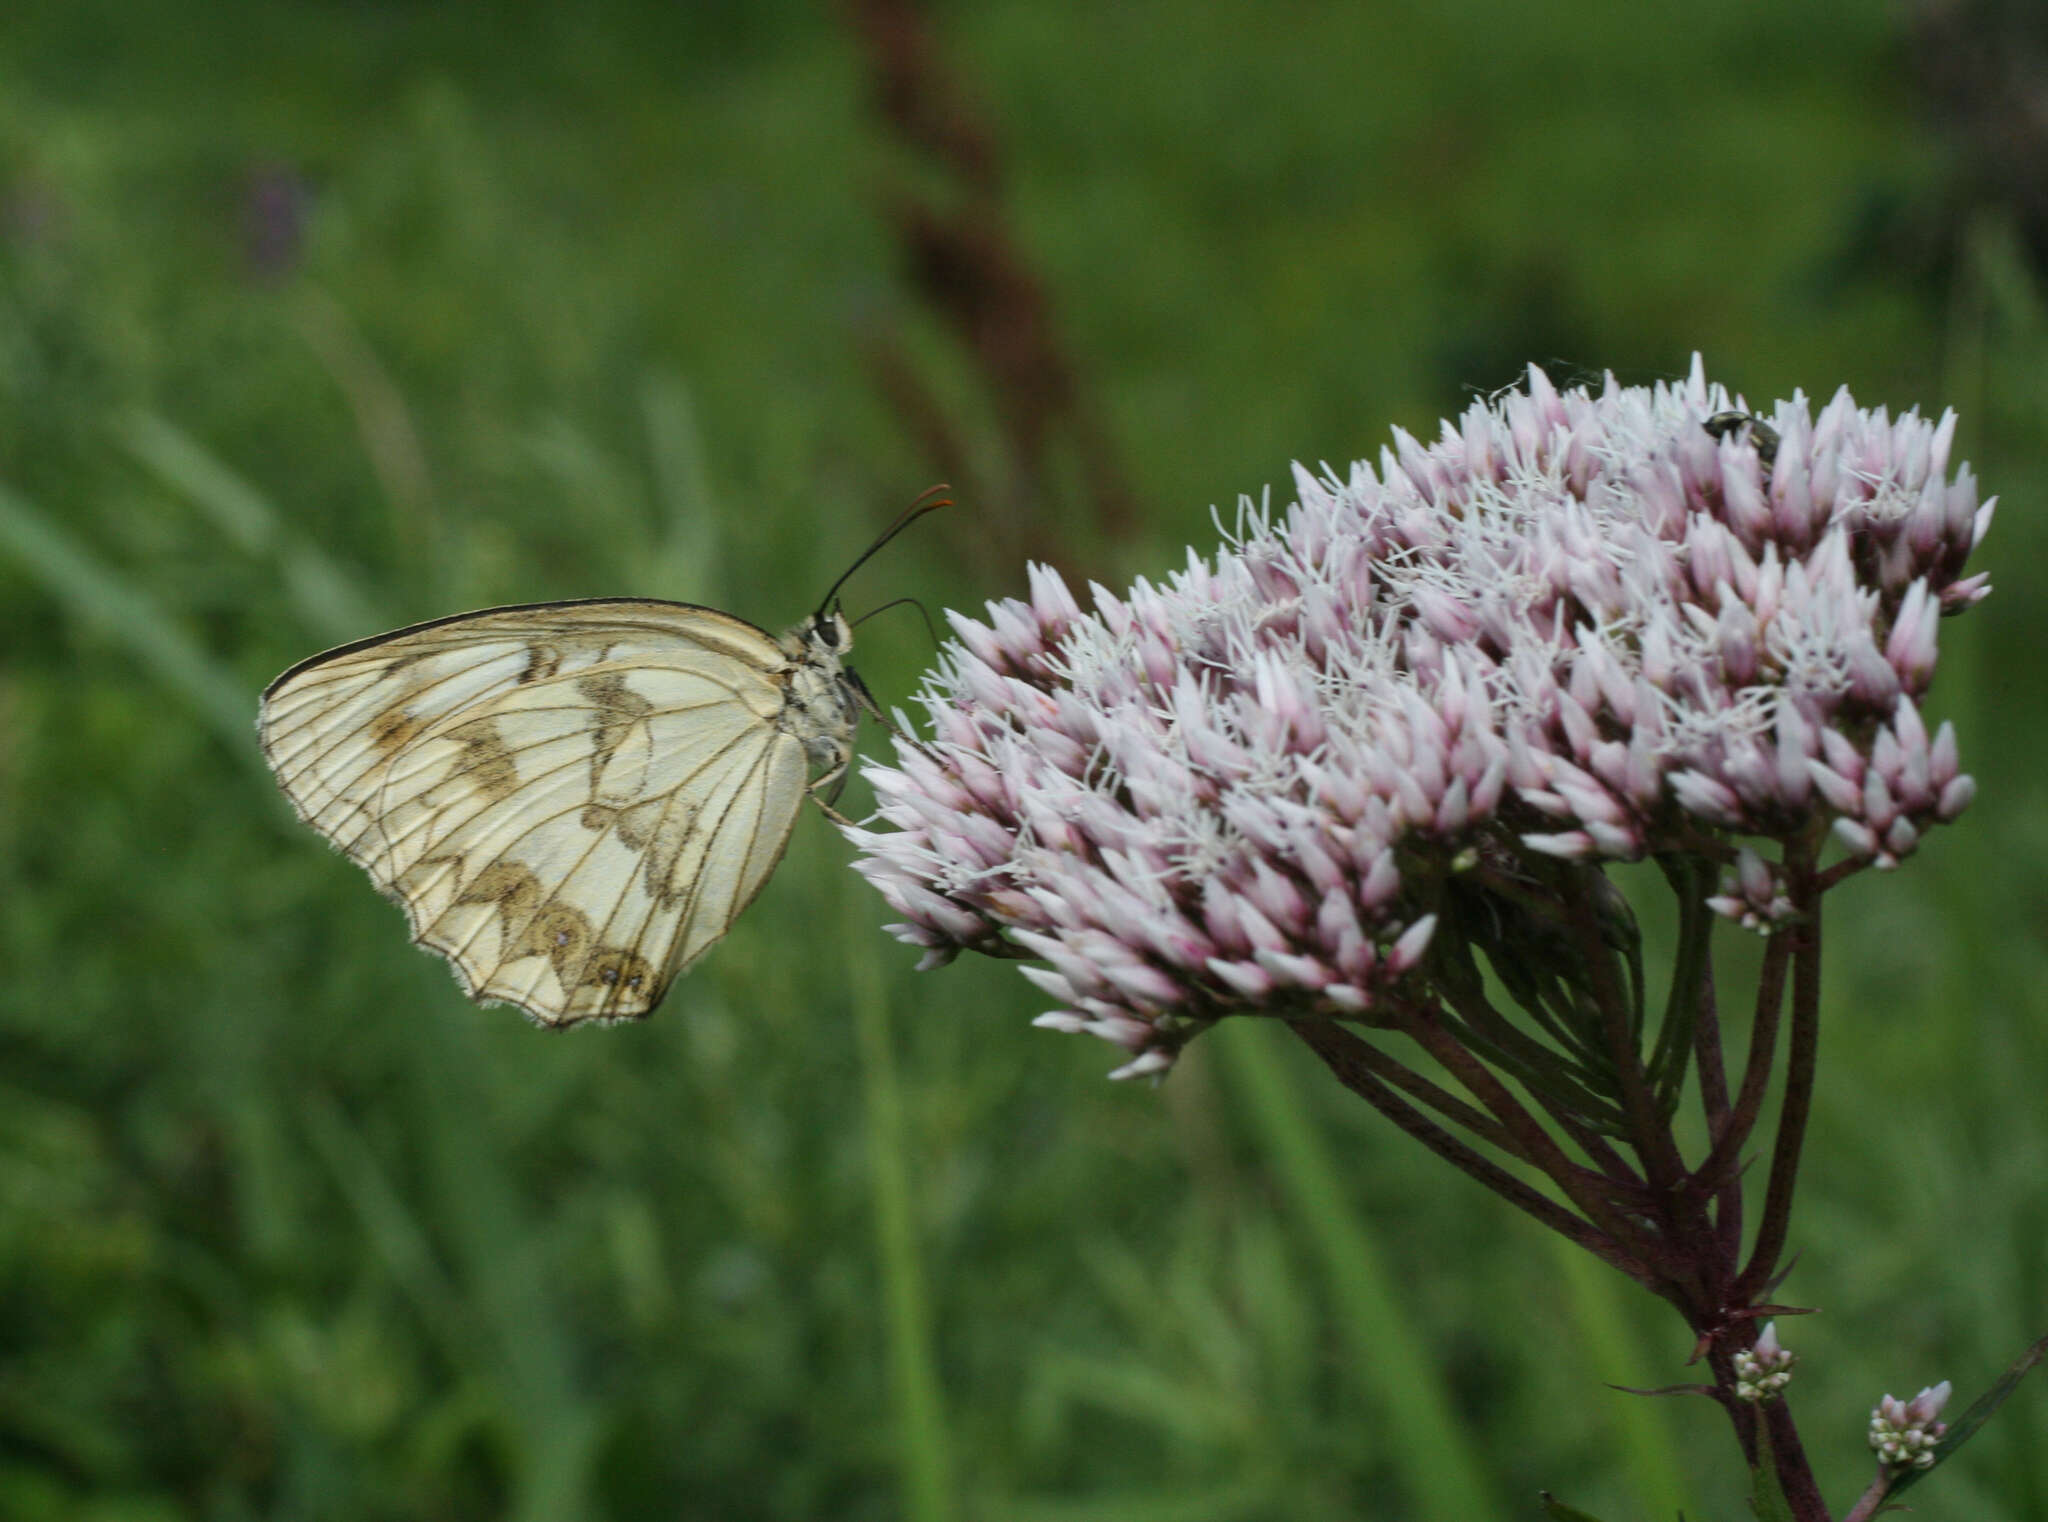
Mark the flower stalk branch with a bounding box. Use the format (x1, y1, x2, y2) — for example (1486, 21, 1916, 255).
(1741, 843, 1825, 1303)
(1284, 1017, 1657, 1283)
(1690, 913, 1795, 1204)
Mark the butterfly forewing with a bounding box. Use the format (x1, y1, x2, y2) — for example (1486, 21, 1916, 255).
(259, 599, 829, 1025)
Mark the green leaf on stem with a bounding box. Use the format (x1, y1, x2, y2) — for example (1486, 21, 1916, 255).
(1747, 1412, 1795, 1522)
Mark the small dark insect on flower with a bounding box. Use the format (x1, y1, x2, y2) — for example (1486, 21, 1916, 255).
(851, 359, 1990, 1077)
(1703, 408, 1781, 468)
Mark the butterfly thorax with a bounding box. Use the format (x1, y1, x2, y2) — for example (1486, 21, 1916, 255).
(777, 610, 860, 778)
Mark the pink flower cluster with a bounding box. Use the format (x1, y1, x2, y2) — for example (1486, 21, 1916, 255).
(847, 359, 1993, 1075)
(1870, 1382, 1952, 1470)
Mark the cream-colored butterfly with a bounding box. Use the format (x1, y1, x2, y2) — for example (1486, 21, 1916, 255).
(258, 493, 946, 1026)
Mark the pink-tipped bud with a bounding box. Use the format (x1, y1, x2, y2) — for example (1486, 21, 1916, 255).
(1870, 1380, 1951, 1470)
(1733, 1321, 1796, 1402)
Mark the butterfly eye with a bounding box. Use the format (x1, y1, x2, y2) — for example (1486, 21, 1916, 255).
(815, 615, 842, 649)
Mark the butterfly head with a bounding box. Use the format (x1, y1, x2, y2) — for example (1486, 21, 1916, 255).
(780, 605, 863, 784)
(797, 605, 855, 669)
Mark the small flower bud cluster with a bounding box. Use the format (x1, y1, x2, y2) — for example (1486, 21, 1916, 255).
(849, 359, 1992, 1073)
(1869, 1382, 1952, 1469)
(1706, 848, 1796, 934)
(1733, 1321, 1795, 1401)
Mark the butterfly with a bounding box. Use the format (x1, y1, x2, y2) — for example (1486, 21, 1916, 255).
(258, 492, 946, 1027)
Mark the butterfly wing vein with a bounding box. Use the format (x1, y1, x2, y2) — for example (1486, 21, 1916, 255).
(258, 602, 822, 1025)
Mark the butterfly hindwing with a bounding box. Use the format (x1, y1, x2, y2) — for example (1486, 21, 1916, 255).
(259, 599, 820, 1025)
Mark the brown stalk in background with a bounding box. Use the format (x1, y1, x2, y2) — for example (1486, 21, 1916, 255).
(840, 0, 1138, 574)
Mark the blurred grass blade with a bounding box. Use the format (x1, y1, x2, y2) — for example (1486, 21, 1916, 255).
(118, 410, 382, 642)
(308, 1055, 602, 1522)
(1026, 1346, 1241, 1442)
(301, 1088, 473, 1362)
(526, 417, 641, 555)
(1218, 1020, 1500, 1522)
(850, 887, 956, 1522)
(292, 284, 438, 563)
(1546, 1232, 1693, 1518)
(640, 370, 723, 602)
(120, 412, 278, 554)
(1538, 1494, 1616, 1522)
(0, 482, 254, 760)
(991, 1474, 1284, 1522)
(416, 1013, 600, 1522)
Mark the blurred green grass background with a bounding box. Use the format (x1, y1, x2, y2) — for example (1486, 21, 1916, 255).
(4, 2, 2046, 1518)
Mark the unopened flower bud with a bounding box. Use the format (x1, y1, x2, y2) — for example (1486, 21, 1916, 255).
(1732, 1321, 1796, 1402)
(1869, 1380, 1952, 1470)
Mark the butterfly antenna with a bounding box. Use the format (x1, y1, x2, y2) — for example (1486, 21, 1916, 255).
(853, 595, 943, 653)
(815, 484, 952, 620)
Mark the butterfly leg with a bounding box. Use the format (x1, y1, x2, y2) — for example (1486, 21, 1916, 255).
(809, 763, 856, 827)
(845, 669, 898, 735)
(847, 666, 944, 760)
